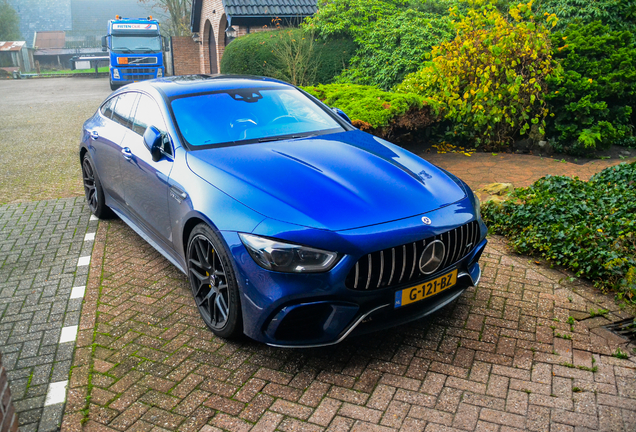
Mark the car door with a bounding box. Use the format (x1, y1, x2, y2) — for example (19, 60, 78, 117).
(89, 93, 137, 206)
(119, 93, 174, 248)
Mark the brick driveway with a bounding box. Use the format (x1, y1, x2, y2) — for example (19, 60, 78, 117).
(61, 215, 636, 431)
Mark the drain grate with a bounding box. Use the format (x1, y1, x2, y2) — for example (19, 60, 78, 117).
(604, 318, 636, 343)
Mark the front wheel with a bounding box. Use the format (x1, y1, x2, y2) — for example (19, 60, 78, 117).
(81, 154, 112, 219)
(109, 79, 119, 91)
(187, 224, 243, 339)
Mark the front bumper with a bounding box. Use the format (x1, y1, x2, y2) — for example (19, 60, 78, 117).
(222, 200, 488, 347)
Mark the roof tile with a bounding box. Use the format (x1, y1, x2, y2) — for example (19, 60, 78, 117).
(223, 0, 317, 16)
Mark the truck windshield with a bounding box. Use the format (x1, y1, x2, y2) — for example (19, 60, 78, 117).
(111, 35, 162, 53)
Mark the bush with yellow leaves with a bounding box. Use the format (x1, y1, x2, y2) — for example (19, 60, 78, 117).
(397, 1, 559, 149)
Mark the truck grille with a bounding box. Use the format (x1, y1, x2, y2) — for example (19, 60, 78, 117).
(121, 68, 156, 80)
(345, 220, 480, 291)
(126, 57, 157, 65)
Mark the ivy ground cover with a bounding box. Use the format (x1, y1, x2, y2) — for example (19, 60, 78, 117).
(482, 161, 636, 302)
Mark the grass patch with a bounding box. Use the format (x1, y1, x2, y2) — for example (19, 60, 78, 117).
(40, 66, 109, 74)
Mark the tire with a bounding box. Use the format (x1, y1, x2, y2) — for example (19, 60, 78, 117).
(109, 80, 119, 91)
(187, 224, 243, 338)
(81, 154, 112, 219)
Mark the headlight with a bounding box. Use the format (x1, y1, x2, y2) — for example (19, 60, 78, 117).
(157, 68, 163, 77)
(239, 233, 339, 273)
(113, 69, 120, 79)
(473, 190, 481, 220)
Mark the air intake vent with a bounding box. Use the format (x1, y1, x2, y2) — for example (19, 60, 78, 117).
(345, 220, 480, 291)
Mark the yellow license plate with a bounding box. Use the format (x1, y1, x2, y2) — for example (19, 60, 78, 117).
(394, 269, 457, 308)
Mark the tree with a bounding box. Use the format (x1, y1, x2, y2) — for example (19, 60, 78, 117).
(139, 0, 191, 36)
(0, 0, 21, 41)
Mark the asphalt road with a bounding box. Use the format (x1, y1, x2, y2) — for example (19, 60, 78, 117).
(0, 77, 112, 204)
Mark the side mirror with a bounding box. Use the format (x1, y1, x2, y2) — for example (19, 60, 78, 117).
(163, 36, 170, 52)
(101, 35, 107, 48)
(143, 125, 163, 162)
(331, 107, 352, 125)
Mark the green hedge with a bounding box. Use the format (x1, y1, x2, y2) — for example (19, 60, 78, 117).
(545, 22, 636, 155)
(336, 10, 454, 90)
(220, 29, 356, 85)
(482, 162, 636, 299)
(302, 83, 440, 139)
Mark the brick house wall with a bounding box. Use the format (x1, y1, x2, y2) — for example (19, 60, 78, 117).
(171, 36, 201, 76)
(0, 354, 18, 432)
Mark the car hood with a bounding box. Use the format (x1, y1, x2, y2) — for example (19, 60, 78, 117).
(186, 131, 466, 231)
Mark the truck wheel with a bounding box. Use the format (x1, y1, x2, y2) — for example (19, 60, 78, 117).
(109, 80, 119, 91)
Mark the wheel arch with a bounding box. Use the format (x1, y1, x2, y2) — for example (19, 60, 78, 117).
(182, 215, 207, 257)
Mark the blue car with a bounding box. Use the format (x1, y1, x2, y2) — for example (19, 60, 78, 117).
(80, 75, 487, 347)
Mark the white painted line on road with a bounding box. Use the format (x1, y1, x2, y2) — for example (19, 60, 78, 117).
(44, 380, 68, 406)
(90, 215, 98, 221)
(84, 232, 95, 241)
(77, 256, 91, 266)
(59, 325, 78, 344)
(70, 286, 86, 299)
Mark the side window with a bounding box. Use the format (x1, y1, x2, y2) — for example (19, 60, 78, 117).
(100, 97, 116, 119)
(132, 94, 172, 155)
(111, 92, 139, 130)
(132, 95, 167, 136)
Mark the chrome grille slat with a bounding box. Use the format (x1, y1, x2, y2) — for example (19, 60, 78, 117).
(347, 221, 480, 290)
(353, 262, 359, 289)
(387, 248, 396, 286)
(408, 242, 417, 280)
(398, 245, 406, 283)
(364, 254, 372, 290)
(377, 250, 385, 288)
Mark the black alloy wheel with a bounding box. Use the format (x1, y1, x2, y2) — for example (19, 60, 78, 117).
(81, 155, 111, 219)
(187, 224, 242, 338)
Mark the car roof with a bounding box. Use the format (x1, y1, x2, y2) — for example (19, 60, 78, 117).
(124, 74, 294, 99)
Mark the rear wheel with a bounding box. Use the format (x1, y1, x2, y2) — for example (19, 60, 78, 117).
(81, 154, 112, 219)
(187, 224, 243, 338)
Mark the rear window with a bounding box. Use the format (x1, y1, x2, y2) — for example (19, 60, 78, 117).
(170, 87, 344, 148)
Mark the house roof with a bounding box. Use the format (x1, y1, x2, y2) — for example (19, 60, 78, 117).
(34, 31, 66, 49)
(224, 0, 317, 17)
(0, 41, 26, 52)
(191, 0, 317, 32)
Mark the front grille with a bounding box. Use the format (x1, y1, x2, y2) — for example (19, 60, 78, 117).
(121, 68, 156, 80)
(346, 220, 480, 291)
(127, 57, 157, 65)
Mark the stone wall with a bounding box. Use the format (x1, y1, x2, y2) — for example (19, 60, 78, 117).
(0, 353, 18, 432)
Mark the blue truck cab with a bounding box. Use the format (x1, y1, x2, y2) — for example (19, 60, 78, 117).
(102, 16, 169, 91)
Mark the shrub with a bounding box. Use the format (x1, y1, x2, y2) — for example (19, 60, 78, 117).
(303, 0, 406, 40)
(482, 161, 636, 300)
(220, 29, 356, 84)
(396, 2, 559, 149)
(336, 10, 454, 90)
(545, 22, 636, 155)
(302, 83, 440, 139)
(535, 0, 636, 32)
(264, 29, 319, 86)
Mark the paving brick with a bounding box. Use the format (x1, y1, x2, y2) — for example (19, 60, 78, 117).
(309, 397, 342, 426)
(0, 198, 93, 432)
(37, 203, 634, 432)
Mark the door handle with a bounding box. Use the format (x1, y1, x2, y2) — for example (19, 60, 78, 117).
(121, 147, 133, 160)
(90, 130, 99, 140)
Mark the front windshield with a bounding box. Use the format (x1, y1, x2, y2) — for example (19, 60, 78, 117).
(171, 87, 345, 148)
(111, 35, 162, 53)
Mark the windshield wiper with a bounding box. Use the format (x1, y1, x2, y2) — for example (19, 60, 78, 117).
(116, 47, 133, 53)
(257, 134, 306, 143)
(135, 47, 155, 52)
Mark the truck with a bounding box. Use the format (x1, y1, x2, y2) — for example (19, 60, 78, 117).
(102, 16, 169, 91)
